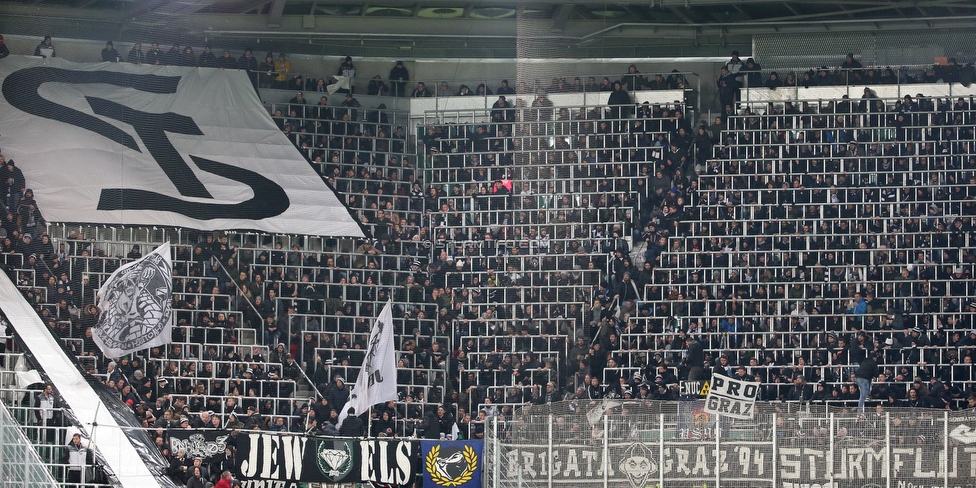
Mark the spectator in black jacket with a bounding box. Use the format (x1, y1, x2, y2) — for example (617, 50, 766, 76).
(101, 41, 119, 62)
(338, 407, 365, 437)
(0, 35, 9, 59)
(389, 60, 409, 97)
(854, 353, 879, 414)
(198, 46, 217, 68)
(163, 44, 181, 65)
(34, 35, 55, 58)
(126, 42, 144, 64)
(216, 50, 237, 69)
(146, 42, 162, 65)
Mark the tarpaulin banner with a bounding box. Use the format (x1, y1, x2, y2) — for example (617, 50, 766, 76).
(237, 433, 419, 485)
(0, 56, 363, 237)
(421, 440, 483, 488)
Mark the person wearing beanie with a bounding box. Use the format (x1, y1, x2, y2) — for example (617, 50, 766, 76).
(101, 41, 119, 62)
(389, 60, 409, 97)
(338, 407, 364, 437)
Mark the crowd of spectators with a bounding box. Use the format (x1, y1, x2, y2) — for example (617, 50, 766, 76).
(6, 35, 976, 485)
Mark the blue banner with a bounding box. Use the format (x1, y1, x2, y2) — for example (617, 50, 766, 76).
(421, 440, 483, 488)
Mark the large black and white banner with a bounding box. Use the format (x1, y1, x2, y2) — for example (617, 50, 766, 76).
(499, 441, 976, 488)
(704, 374, 759, 419)
(92, 241, 172, 358)
(0, 56, 363, 237)
(236, 433, 414, 486)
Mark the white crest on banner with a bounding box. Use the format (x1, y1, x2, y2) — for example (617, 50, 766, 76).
(92, 242, 173, 358)
(618, 442, 657, 488)
(0, 56, 363, 237)
(170, 433, 229, 460)
(337, 301, 397, 428)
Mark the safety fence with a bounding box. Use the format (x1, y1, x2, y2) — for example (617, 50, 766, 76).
(485, 400, 976, 488)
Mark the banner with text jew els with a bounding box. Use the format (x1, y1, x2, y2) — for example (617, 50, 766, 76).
(703, 374, 759, 419)
(0, 56, 363, 237)
(235, 432, 414, 486)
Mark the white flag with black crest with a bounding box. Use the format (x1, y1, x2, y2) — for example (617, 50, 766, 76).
(337, 300, 397, 428)
(92, 242, 173, 358)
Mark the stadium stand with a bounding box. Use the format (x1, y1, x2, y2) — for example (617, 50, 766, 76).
(2, 36, 976, 487)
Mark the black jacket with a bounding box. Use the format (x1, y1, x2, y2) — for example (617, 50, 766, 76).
(339, 415, 365, 437)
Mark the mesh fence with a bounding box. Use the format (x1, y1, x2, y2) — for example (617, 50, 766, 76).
(0, 399, 60, 488)
(485, 400, 972, 488)
(754, 31, 976, 70)
(515, 6, 568, 97)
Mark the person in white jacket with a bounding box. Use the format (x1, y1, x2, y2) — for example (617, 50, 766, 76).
(63, 433, 91, 485)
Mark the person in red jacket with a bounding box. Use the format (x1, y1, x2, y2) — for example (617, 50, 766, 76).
(214, 470, 234, 488)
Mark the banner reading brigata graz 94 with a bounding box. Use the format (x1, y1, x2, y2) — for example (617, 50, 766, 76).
(493, 406, 976, 488)
(235, 432, 419, 487)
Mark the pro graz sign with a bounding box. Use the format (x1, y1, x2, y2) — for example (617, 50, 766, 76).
(498, 441, 976, 488)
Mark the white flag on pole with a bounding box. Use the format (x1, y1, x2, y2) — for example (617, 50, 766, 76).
(337, 301, 397, 428)
(91, 242, 173, 358)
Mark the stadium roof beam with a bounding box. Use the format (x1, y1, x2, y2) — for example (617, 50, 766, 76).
(267, 0, 287, 25)
(668, 6, 697, 24)
(731, 4, 752, 19)
(551, 4, 574, 32)
(152, 0, 224, 16)
(235, 0, 274, 14)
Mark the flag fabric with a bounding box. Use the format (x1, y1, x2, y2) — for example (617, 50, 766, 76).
(14, 354, 43, 389)
(0, 57, 364, 238)
(337, 301, 397, 428)
(421, 440, 483, 488)
(91, 242, 173, 358)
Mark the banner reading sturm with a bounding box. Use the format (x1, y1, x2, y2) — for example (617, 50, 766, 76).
(421, 440, 482, 488)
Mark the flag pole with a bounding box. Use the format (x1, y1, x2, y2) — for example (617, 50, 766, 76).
(367, 404, 372, 437)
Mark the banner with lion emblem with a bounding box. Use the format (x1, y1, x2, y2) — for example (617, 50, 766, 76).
(421, 440, 482, 488)
(92, 241, 173, 358)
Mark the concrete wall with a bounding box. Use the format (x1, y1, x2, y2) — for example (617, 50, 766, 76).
(1, 34, 734, 123)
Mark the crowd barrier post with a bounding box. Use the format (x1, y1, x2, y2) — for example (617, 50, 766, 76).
(547, 413, 553, 488)
(829, 411, 836, 487)
(943, 410, 949, 488)
(602, 413, 609, 488)
(715, 413, 722, 488)
(658, 412, 665, 488)
(772, 411, 777, 488)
